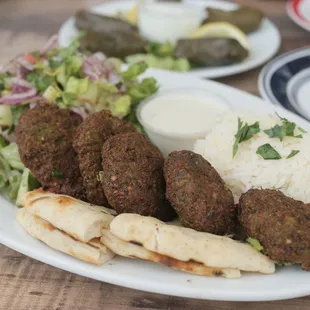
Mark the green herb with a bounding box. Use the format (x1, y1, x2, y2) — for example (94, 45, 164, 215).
(25, 72, 53, 93)
(146, 41, 175, 57)
(247, 237, 264, 252)
(286, 150, 300, 159)
(264, 114, 305, 141)
(51, 168, 63, 179)
(233, 118, 260, 157)
(256, 143, 281, 160)
(298, 126, 307, 134)
(31, 51, 40, 59)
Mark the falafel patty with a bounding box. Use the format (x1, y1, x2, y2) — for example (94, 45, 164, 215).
(16, 104, 86, 199)
(164, 150, 235, 235)
(239, 189, 310, 270)
(101, 132, 174, 219)
(73, 110, 136, 206)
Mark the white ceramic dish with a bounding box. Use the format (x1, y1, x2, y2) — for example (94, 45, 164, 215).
(58, 0, 281, 79)
(137, 88, 231, 157)
(287, 0, 310, 32)
(1, 68, 310, 302)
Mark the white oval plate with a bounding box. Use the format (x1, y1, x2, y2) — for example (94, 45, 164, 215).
(58, 0, 281, 79)
(1, 68, 310, 302)
(287, 0, 310, 32)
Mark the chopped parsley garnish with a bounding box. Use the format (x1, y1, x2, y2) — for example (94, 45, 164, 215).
(287, 150, 300, 159)
(256, 144, 281, 160)
(233, 118, 260, 157)
(264, 114, 304, 141)
(51, 168, 63, 179)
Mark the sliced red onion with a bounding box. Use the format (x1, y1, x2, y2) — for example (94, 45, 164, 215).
(0, 88, 37, 105)
(12, 84, 29, 94)
(9, 77, 33, 90)
(82, 60, 101, 81)
(17, 57, 34, 71)
(16, 66, 26, 79)
(40, 35, 58, 55)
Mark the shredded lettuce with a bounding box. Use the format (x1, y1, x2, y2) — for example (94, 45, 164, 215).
(126, 54, 191, 72)
(122, 62, 148, 79)
(146, 41, 174, 57)
(110, 95, 131, 118)
(16, 168, 40, 206)
(128, 77, 158, 104)
(43, 85, 62, 102)
(0, 143, 24, 171)
(0, 105, 13, 127)
(65, 77, 89, 96)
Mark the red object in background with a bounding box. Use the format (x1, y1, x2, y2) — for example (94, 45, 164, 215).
(291, 0, 310, 23)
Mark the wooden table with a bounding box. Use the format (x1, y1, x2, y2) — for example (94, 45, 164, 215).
(0, 0, 309, 309)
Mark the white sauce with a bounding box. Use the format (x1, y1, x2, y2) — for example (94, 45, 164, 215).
(139, 92, 230, 136)
(138, 3, 205, 44)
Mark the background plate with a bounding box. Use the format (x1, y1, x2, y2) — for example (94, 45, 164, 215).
(58, 0, 281, 79)
(258, 47, 310, 120)
(1, 69, 310, 302)
(287, 0, 310, 32)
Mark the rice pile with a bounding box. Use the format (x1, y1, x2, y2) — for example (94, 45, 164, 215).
(194, 112, 310, 203)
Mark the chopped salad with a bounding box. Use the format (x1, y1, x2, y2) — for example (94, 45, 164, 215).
(0, 35, 158, 204)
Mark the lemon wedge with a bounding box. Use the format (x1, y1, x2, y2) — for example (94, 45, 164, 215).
(127, 5, 138, 25)
(127, 0, 144, 25)
(191, 22, 250, 50)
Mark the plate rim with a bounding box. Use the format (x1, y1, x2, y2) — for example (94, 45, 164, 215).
(58, 0, 281, 79)
(286, 67, 310, 119)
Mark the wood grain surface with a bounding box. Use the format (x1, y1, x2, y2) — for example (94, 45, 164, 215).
(0, 0, 309, 309)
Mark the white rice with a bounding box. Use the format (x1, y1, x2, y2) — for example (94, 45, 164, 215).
(194, 112, 310, 203)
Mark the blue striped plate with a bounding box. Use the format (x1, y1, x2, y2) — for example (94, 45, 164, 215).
(259, 47, 310, 121)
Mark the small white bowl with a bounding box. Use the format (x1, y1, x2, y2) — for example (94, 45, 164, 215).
(137, 88, 232, 157)
(138, 2, 205, 44)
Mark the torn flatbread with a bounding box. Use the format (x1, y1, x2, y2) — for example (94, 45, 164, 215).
(16, 209, 115, 265)
(101, 229, 240, 278)
(23, 189, 116, 242)
(109, 214, 275, 274)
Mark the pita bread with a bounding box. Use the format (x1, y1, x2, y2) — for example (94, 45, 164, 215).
(16, 209, 115, 265)
(23, 189, 116, 242)
(101, 229, 240, 278)
(110, 214, 275, 274)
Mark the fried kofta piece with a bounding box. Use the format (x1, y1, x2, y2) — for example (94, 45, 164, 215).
(101, 132, 175, 219)
(239, 189, 310, 270)
(164, 150, 235, 235)
(16, 104, 86, 199)
(73, 110, 136, 206)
